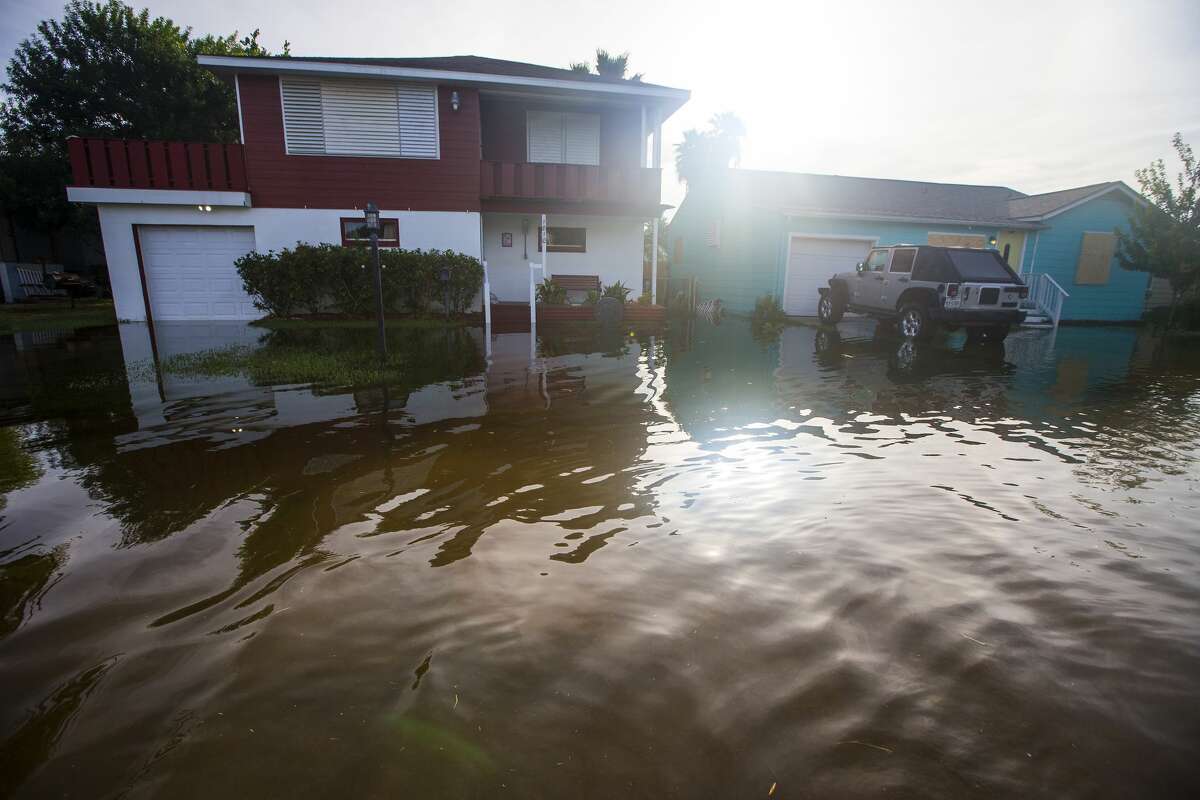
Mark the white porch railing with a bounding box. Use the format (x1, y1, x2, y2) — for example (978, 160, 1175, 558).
(1023, 272, 1069, 328)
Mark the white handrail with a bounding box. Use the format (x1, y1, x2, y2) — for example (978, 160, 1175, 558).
(1042, 273, 1069, 299)
(1025, 272, 1069, 328)
(482, 260, 491, 328)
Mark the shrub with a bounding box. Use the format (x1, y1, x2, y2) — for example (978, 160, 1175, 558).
(602, 281, 631, 302)
(635, 291, 653, 305)
(752, 293, 785, 325)
(236, 244, 484, 318)
(584, 289, 601, 306)
(536, 278, 567, 305)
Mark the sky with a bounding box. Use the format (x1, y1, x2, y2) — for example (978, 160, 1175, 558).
(4, 0, 1199, 210)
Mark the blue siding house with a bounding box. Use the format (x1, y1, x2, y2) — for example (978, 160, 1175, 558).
(668, 170, 1150, 323)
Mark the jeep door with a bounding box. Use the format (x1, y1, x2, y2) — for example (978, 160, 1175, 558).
(881, 247, 917, 310)
(855, 248, 890, 306)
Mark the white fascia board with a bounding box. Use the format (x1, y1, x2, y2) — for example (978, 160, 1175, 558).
(67, 187, 252, 207)
(198, 56, 691, 115)
(779, 208, 1046, 230)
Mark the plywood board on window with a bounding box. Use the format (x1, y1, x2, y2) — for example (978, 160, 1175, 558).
(928, 233, 986, 248)
(1075, 232, 1115, 285)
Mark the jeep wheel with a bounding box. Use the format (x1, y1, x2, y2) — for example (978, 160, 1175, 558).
(898, 303, 932, 339)
(817, 293, 843, 324)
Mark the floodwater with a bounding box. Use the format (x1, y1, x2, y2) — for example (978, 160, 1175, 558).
(1, 317, 1198, 799)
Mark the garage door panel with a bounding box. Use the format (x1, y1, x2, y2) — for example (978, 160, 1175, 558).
(139, 226, 258, 321)
(783, 236, 872, 316)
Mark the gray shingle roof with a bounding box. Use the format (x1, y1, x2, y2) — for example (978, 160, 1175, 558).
(719, 170, 1136, 227)
(1006, 182, 1117, 219)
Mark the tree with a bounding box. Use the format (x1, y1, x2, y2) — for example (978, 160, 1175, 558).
(674, 112, 746, 185)
(1115, 133, 1200, 325)
(569, 48, 642, 81)
(0, 1, 284, 249)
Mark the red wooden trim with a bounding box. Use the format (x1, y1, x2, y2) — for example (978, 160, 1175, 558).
(212, 147, 226, 190)
(86, 139, 111, 186)
(167, 143, 189, 189)
(108, 140, 130, 187)
(188, 145, 208, 190)
(128, 140, 150, 187)
(147, 141, 169, 189)
(67, 138, 89, 186)
(226, 144, 247, 190)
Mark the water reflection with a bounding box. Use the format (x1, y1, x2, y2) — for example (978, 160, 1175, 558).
(1, 317, 1198, 798)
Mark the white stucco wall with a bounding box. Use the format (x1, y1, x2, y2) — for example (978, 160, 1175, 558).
(94, 204, 482, 321)
(481, 213, 644, 301)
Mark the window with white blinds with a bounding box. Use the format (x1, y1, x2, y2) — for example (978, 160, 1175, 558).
(280, 77, 439, 159)
(526, 111, 600, 165)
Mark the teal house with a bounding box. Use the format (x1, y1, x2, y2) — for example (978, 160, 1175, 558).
(668, 170, 1156, 323)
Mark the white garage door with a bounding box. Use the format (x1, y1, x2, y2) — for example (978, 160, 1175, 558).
(783, 236, 873, 316)
(139, 226, 259, 321)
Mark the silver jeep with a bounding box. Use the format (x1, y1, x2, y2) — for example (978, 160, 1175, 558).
(817, 245, 1028, 342)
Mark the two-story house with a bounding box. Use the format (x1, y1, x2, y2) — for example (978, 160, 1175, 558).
(66, 55, 689, 322)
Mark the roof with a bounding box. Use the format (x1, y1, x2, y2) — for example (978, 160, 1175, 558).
(197, 54, 690, 117)
(1006, 181, 1141, 219)
(281, 55, 676, 90)
(725, 169, 1033, 227)
(701, 170, 1143, 228)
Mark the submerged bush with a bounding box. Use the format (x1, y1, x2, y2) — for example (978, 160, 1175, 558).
(536, 278, 567, 305)
(752, 293, 785, 324)
(236, 244, 484, 318)
(602, 281, 631, 303)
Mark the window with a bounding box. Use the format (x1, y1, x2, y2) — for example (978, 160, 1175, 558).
(281, 77, 439, 159)
(913, 248, 956, 283)
(526, 111, 600, 165)
(341, 217, 399, 247)
(889, 248, 916, 273)
(704, 219, 721, 248)
(865, 249, 888, 271)
(537, 226, 586, 253)
(1074, 232, 1116, 285)
(946, 249, 1019, 282)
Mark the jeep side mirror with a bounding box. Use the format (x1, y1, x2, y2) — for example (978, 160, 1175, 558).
(855, 262, 866, 273)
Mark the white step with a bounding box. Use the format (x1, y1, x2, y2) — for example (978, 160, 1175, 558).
(1021, 313, 1053, 328)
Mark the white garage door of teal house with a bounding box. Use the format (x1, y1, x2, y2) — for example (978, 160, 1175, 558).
(783, 235, 874, 315)
(138, 226, 258, 321)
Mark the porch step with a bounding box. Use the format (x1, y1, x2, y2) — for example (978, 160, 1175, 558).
(1021, 313, 1054, 328)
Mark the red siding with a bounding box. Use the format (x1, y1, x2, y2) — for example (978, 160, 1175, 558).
(480, 97, 642, 168)
(238, 74, 482, 211)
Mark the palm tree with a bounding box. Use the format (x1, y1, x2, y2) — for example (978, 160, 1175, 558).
(674, 113, 746, 185)
(568, 49, 642, 81)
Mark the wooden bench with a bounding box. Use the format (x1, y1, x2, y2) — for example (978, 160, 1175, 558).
(551, 274, 601, 293)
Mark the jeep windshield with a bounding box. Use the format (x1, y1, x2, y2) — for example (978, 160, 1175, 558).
(946, 250, 1020, 283)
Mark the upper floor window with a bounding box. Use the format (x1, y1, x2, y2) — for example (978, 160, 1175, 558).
(537, 226, 586, 253)
(281, 77, 439, 159)
(341, 217, 399, 247)
(527, 111, 600, 166)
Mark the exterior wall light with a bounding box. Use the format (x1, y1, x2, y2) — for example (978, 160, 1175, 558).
(196, 204, 213, 212)
(988, 234, 998, 246)
(364, 201, 380, 234)
(450, 91, 461, 112)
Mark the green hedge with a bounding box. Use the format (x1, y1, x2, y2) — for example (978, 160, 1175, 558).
(236, 244, 485, 318)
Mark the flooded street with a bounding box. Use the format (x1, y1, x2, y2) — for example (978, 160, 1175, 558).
(2, 317, 1199, 798)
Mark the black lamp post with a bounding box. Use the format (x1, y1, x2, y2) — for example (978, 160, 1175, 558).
(365, 202, 387, 358)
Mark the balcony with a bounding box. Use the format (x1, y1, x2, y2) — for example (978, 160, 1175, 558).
(479, 161, 661, 213)
(67, 137, 248, 193)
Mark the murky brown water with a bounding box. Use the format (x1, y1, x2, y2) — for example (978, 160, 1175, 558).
(2, 318, 1199, 799)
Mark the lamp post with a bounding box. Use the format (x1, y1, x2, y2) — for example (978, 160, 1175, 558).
(365, 202, 387, 359)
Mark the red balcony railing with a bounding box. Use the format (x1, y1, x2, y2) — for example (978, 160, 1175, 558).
(67, 137, 248, 192)
(480, 161, 660, 208)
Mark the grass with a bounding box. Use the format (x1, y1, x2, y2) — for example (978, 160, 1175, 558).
(0, 299, 116, 335)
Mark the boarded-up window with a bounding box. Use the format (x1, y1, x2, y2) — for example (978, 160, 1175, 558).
(673, 237, 685, 264)
(928, 233, 987, 248)
(1075, 232, 1116, 285)
(704, 219, 721, 248)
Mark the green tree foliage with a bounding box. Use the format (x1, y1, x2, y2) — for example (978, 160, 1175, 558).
(1116, 133, 1200, 323)
(0, 1, 284, 237)
(674, 112, 746, 185)
(569, 48, 642, 81)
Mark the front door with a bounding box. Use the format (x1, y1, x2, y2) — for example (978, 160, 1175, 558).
(995, 230, 1026, 273)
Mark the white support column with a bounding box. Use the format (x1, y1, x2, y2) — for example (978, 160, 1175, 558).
(529, 261, 538, 328)
(540, 211, 548, 283)
(639, 106, 647, 168)
(652, 107, 662, 170)
(651, 219, 659, 304)
(482, 260, 491, 328)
